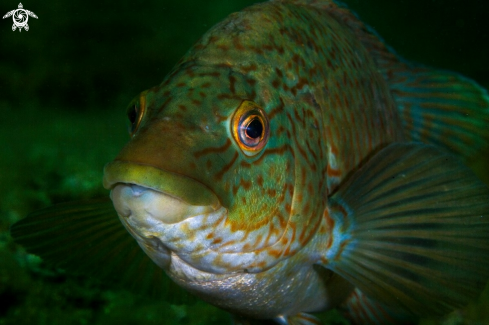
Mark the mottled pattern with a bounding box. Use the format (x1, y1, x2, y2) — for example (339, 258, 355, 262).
(115, 0, 402, 256)
(106, 0, 412, 322)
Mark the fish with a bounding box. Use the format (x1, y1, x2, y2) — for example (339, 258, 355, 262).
(10, 0, 489, 324)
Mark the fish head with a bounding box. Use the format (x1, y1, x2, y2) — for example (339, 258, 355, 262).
(104, 62, 325, 283)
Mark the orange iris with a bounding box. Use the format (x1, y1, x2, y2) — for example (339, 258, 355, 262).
(231, 100, 269, 156)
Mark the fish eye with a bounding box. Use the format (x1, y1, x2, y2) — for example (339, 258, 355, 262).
(232, 100, 269, 156)
(126, 93, 147, 136)
(127, 104, 138, 126)
(126, 102, 140, 136)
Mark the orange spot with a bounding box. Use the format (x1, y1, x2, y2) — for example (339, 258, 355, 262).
(284, 203, 291, 214)
(233, 37, 245, 51)
(287, 184, 294, 196)
(269, 249, 282, 259)
(253, 234, 263, 248)
(217, 44, 230, 51)
(327, 165, 341, 178)
(267, 189, 277, 198)
(278, 212, 287, 228)
(241, 63, 257, 73)
(329, 142, 339, 156)
(281, 235, 288, 245)
(265, 223, 275, 245)
(325, 236, 333, 250)
(219, 240, 237, 248)
(257, 175, 263, 187)
(284, 246, 291, 256)
(298, 227, 307, 244)
(335, 239, 350, 261)
(241, 179, 252, 190)
(212, 237, 223, 245)
(325, 210, 335, 230)
(256, 260, 267, 269)
(307, 182, 314, 195)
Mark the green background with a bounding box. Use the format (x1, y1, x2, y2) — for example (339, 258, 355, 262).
(1, 0, 488, 324)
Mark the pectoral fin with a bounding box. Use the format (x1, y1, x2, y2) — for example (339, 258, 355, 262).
(10, 198, 192, 303)
(340, 288, 415, 325)
(322, 143, 489, 317)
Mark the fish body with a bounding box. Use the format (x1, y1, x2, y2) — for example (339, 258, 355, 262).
(106, 0, 401, 316)
(11, 0, 489, 324)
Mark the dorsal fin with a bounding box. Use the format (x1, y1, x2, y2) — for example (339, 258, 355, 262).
(327, 3, 489, 159)
(271, 0, 339, 10)
(285, 0, 489, 160)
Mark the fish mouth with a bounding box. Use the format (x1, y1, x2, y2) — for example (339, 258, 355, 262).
(103, 160, 220, 208)
(104, 160, 231, 275)
(108, 181, 225, 274)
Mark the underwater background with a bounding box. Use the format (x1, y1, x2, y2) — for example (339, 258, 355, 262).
(1, 0, 488, 324)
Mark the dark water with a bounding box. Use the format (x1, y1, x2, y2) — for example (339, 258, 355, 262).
(1, 0, 488, 324)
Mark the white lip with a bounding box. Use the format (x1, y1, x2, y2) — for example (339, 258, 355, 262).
(111, 183, 215, 224)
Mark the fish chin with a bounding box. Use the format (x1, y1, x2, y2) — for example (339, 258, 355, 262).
(169, 252, 241, 283)
(109, 183, 222, 272)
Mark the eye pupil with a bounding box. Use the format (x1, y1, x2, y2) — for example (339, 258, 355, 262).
(245, 118, 263, 139)
(127, 104, 138, 126)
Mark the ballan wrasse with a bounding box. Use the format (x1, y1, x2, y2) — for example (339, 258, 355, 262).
(11, 0, 489, 324)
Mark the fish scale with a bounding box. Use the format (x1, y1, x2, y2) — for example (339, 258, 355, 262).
(10, 0, 489, 324)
